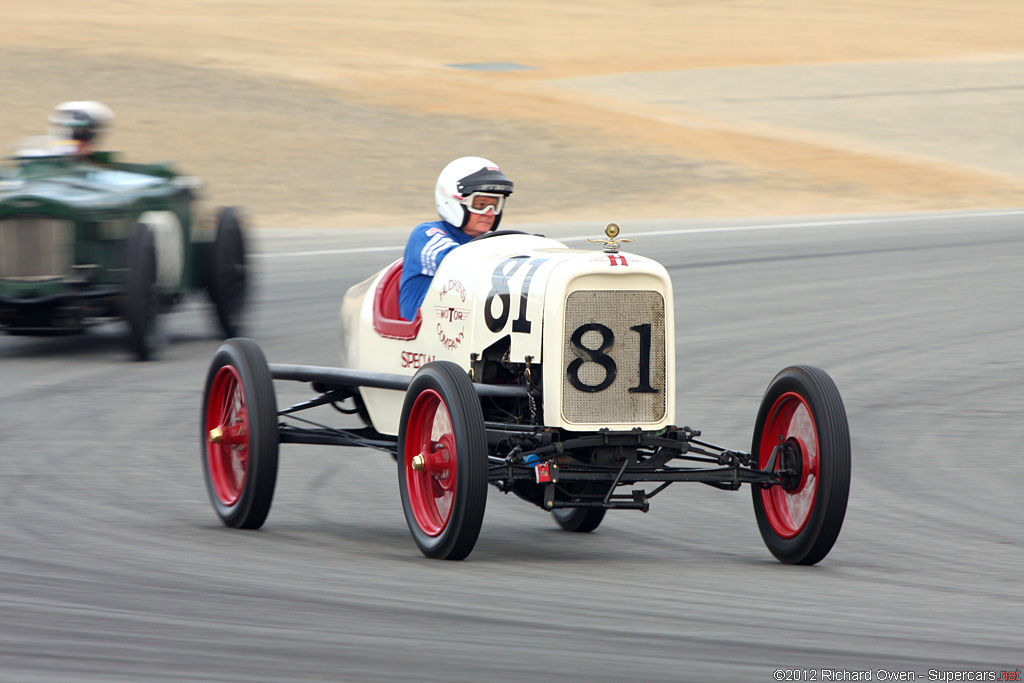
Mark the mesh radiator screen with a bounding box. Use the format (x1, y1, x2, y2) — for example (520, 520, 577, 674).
(561, 290, 666, 425)
(0, 217, 74, 279)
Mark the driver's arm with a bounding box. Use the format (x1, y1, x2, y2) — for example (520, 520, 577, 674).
(399, 225, 462, 321)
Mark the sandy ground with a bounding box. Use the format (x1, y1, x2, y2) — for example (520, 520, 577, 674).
(1, 1, 1022, 228)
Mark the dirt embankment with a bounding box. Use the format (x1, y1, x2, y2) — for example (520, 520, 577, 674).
(2, 2, 1022, 228)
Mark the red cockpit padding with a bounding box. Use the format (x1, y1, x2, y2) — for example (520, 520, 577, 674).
(372, 259, 422, 340)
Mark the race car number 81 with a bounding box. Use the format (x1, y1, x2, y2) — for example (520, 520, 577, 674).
(484, 256, 548, 334)
(568, 322, 657, 394)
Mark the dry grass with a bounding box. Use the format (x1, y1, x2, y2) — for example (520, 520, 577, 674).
(2, 1, 1022, 227)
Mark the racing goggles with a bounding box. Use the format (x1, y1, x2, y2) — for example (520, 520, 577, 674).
(462, 192, 506, 216)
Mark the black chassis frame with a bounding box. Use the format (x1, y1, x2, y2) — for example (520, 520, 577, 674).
(269, 363, 793, 513)
(0, 285, 186, 335)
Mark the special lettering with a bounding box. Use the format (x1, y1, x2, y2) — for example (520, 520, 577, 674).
(401, 351, 436, 369)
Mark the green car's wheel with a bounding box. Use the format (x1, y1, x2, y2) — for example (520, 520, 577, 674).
(125, 221, 162, 361)
(210, 207, 248, 339)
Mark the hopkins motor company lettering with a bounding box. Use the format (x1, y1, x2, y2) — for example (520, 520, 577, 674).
(435, 306, 469, 323)
(439, 279, 467, 303)
(436, 324, 464, 350)
(435, 307, 466, 349)
(435, 279, 469, 350)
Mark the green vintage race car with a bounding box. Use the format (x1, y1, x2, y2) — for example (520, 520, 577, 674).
(0, 102, 247, 360)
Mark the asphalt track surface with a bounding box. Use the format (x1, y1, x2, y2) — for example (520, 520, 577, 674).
(2, 212, 1022, 682)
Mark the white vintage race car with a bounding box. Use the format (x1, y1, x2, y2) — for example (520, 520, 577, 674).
(200, 225, 851, 563)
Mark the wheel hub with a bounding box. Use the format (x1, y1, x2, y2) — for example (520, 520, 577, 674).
(779, 436, 810, 492)
(403, 389, 459, 538)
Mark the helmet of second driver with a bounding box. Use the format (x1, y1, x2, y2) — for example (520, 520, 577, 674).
(49, 101, 114, 145)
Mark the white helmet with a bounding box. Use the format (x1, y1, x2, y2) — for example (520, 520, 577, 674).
(435, 156, 513, 230)
(48, 101, 114, 144)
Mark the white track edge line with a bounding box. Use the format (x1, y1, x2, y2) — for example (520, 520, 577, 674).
(253, 209, 1024, 259)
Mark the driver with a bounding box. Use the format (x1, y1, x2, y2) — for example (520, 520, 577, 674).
(48, 101, 114, 157)
(398, 156, 513, 321)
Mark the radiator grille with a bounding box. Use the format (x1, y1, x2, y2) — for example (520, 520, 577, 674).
(561, 290, 666, 425)
(0, 216, 74, 279)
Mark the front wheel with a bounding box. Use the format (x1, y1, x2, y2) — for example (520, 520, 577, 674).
(201, 338, 279, 529)
(752, 365, 850, 565)
(125, 221, 162, 361)
(397, 361, 487, 560)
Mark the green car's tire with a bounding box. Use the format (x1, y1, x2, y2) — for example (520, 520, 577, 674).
(210, 207, 248, 339)
(125, 221, 162, 361)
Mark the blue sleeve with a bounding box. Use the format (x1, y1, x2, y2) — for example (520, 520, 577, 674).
(399, 222, 463, 321)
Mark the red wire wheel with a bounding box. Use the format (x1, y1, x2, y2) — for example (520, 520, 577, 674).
(759, 392, 818, 537)
(398, 362, 487, 560)
(403, 389, 458, 535)
(751, 365, 850, 565)
(206, 364, 249, 506)
(201, 338, 279, 529)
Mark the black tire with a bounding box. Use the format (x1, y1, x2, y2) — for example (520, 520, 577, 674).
(125, 221, 162, 361)
(210, 207, 248, 338)
(552, 506, 606, 533)
(397, 361, 487, 560)
(201, 338, 279, 529)
(751, 365, 850, 565)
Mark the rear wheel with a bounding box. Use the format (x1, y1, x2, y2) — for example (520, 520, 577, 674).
(201, 338, 279, 529)
(210, 207, 248, 338)
(398, 362, 487, 560)
(125, 221, 162, 360)
(752, 365, 850, 565)
(552, 506, 606, 533)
